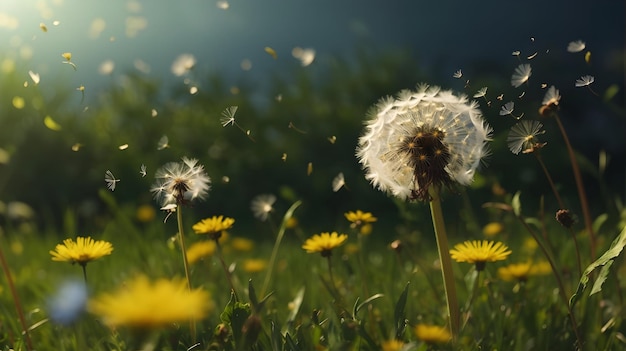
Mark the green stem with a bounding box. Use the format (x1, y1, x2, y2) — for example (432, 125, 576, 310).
(81, 263, 88, 284)
(428, 186, 460, 337)
(214, 238, 239, 301)
(175, 206, 196, 340)
(261, 200, 302, 297)
(0, 243, 33, 350)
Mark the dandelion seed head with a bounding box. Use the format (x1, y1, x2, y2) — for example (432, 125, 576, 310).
(151, 157, 211, 206)
(356, 84, 491, 201)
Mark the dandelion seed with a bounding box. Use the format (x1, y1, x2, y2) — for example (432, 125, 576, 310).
(542, 85, 560, 106)
(139, 164, 147, 177)
(452, 69, 462, 78)
(275, 94, 282, 102)
(499, 102, 515, 116)
(526, 52, 538, 60)
(216, 1, 229, 9)
(220, 106, 238, 127)
(511, 64, 531, 87)
(118, 144, 129, 150)
(40, 23, 48, 32)
(98, 60, 115, 75)
(567, 40, 586, 53)
(250, 194, 276, 221)
(44, 115, 62, 131)
(151, 108, 158, 117)
(189, 86, 198, 95)
(264, 46, 277, 59)
(356, 84, 492, 201)
(541, 83, 548, 89)
(332, 172, 345, 192)
(292, 47, 315, 66)
(585, 51, 591, 64)
(29, 70, 40, 85)
(53, 20, 60, 26)
(496, 94, 504, 101)
(327, 135, 337, 144)
(511, 50, 521, 56)
(61, 52, 77, 70)
(71, 143, 82, 152)
(281, 153, 287, 162)
(221, 176, 230, 183)
(105, 170, 120, 191)
(575, 75, 594, 87)
(288, 121, 307, 134)
(506, 120, 545, 154)
(473, 87, 487, 99)
(307, 162, 313, 176)
(518, 91, 525, 98)
(171, 53, 196, 76)
(157, 135, 169, 150)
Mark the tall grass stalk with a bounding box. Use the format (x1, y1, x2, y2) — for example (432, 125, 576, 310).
(0, 244, 33, 350)
(175, 207, 196, 340)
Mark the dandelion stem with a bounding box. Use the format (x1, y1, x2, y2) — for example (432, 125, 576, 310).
(81, 263, 88, 284)
(553, 114, 596, 259)
(175, 207, 196, 340)
(261, 200, 301, 297)
(215, 238, 239, 301)
(514, 212, 584, 349)
(428, 186, 460, 337)
(534, 152, 583, 277)
(0, 244, 33, 351)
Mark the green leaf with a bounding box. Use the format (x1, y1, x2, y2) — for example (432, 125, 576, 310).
(353, 293, 384, 319)
(220, 291, 252, 342)
(248, 279, 258, 308)
(394, 282, 410, 339)
(570, 225, 626, 307)
(512, 191, 522, 216)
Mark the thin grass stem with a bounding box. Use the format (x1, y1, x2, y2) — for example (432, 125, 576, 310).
(0, 244, 33, 351)
(214, 238, 239, 301)
(175, 207, 196, 340)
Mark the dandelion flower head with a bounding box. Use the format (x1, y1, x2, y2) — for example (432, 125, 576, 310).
(186, 240, 216, 265)
(450, 240, 511, 270)
(356, 84, 491, 201)
(193, 215, 235, 240)
(151, 157, 211, 207)
(88, 275, 212, 329)
(302, 232, 348, 257)
(50, 237, 113, 265)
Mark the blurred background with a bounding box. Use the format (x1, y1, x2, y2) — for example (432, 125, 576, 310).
(0, 0, 624, 239)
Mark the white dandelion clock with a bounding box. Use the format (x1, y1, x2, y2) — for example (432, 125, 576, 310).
(150, 157, 211, 206)
(507, 120, 545, 155)
(139, 164, 147, 177)
(104, 170, 120, 191)
(511, 64, 532, 88)
(356, 84, 492, 201)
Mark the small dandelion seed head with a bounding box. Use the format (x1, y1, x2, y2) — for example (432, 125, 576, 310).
(250, 194, 276, 222)
(356, 84, 492, 201)
(151, 157, 211, 207)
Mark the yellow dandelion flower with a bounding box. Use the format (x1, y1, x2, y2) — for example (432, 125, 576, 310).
(242, 259, 267, 273)
(88, 275, 212, 329)
(450, 240, 511, 271)
(345, 210, 377, 225)
(497, 262, 533, 282)
(193, 215, 235, 240)
(135, 204, 156, 223)
(359, 223, 373, 235)
(302, 232, 348, 257)
(482, 222, 503, 237)
(530, 260, 552, 276)
(186, 240, 216, 265)
(381, 339, 405, 351)
(285, 217, 299, 229)
(50, 237, 113, 265)
(230, 237, 254, 252)
(415, 323, 451, 344)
